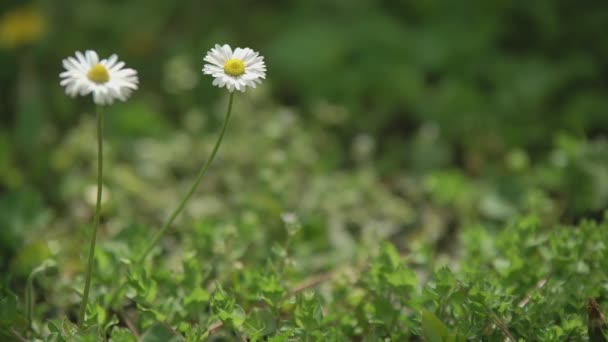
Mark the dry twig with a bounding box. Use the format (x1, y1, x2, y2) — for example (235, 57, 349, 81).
(517, 277, 549, 308)
(588, 298, 608, 342)
(120, 312, 140, 338)
(10, 328, 27, 342)
(486, 306, 516, 342)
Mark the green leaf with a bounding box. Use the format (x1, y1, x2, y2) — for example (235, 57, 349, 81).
(379, 243, 402, 270)
(61, 318, 78, 338)
(103, 314, 120, 338)
(140, 323, 183, 342)
(385, 267, 417, 290)
(183, 287, 210, 314)
(0, 291, 26, 329)
(257, 274, 285, 306)
(72, 325, 101, 342)
(182, 256, 209, 292)
(244, 307, 277, 340)
(294, 292, 324, 330)
(136, 304, 166, 322)
(109, 327, 137, 342)
(25, 259, 56, 326)
(127, 266, 158, 303)
(421, 309, 450, 342)
(217, 305, 246, 330)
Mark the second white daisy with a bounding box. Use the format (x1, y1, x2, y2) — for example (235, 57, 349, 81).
(60, 50, 138, 105)
(203, 44, 266, 92)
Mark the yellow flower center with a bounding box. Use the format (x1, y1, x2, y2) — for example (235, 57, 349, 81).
(223, 59, 245, 77)
(87, 63, 110, 84)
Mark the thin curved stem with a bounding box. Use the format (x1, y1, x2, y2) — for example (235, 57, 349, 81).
(138, 92, 235, 263)
(107, 93, 235, 310)
(78, 105, 104, 327)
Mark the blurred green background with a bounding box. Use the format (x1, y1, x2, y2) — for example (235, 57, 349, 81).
(1, 0, 608, 299)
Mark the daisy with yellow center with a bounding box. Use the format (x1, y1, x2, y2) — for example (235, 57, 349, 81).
(203, 44, 266, 92)
(105, 44, 267, 311)
(60, 50, 138, 105)
(137, 44, 264, 284)
(59, 49, 138, 328)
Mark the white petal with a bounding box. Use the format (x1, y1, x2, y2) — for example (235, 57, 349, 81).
(103, 54, 118, 68)
(85, 50, 99, 65)
(60, 51, 138, 105)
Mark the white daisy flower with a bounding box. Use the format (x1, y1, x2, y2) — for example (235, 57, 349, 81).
(60, 50, 139, 105)
(203, 44, 266, 92)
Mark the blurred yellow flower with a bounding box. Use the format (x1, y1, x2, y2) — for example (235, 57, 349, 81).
(0, 6, 47, 49)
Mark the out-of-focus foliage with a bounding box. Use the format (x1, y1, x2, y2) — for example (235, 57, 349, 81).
(1, 0, 608, 341)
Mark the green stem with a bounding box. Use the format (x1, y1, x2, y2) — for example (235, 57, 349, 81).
(107, 93, 235, 310)
(25, 272, 35, 328)
(78, 105, 104, 328)
(137, 92, 235, 264)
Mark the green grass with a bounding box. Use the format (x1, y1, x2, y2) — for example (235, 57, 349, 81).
(2, 0, 608, 340)
(2, 94, 608, 340)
